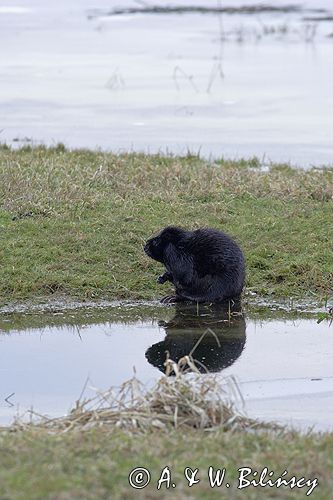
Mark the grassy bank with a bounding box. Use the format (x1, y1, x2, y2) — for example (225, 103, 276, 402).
(1, 371, 332, 499)
(0, 427, 331, 499)
(0, 145, 332, 305)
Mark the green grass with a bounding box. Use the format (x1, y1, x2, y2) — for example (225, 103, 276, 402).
(0, 145, 332, 304)
(0, 427, 332, 499)
(1, 146, 332, 498)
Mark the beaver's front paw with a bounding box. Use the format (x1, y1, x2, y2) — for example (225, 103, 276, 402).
(157, 271, 173, 284)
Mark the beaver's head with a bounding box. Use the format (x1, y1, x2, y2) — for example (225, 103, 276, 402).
(144, 226, 185, 263)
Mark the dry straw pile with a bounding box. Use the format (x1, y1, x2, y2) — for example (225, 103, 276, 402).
(10, 356, 262, 434)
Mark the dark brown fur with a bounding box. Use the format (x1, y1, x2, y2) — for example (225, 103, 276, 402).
(144, 226, 245, 303)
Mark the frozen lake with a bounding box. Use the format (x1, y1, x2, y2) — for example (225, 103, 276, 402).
(1, 0, 333, 166)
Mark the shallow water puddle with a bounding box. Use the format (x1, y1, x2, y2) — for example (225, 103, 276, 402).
(0, 303, 332, 430)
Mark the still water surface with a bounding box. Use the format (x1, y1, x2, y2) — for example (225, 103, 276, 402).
(0, 303, 332, 431)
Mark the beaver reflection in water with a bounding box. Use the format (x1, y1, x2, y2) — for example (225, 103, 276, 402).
(144, 226, 245, 304)
(145, 302, 246, 374)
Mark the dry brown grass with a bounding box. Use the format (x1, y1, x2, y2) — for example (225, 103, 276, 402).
(0, 148, 332, 213)
(9, 357, 263, 435)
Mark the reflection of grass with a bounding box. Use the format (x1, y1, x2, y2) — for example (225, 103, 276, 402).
(317, 307, 333, 325)
(0, 145, 332, 304)
(0, 300, 331, 333)
(219, 21, 318, 44)
(304, 15, 333, 22)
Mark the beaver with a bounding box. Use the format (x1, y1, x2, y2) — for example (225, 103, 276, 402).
(144, 226, 245, 303)
(145, 302, 246, 374)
